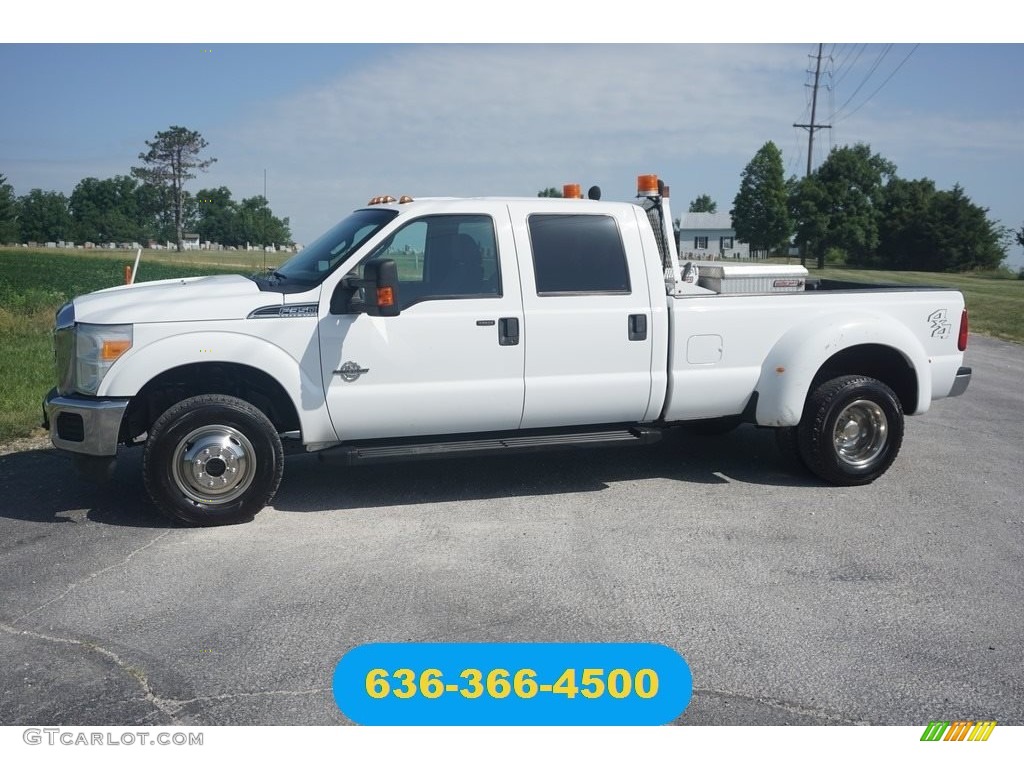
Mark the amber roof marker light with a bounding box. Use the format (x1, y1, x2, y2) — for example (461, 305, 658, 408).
(637, 174, 660, 197)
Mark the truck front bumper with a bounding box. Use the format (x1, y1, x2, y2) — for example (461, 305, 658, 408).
(42, 388, 130, 456)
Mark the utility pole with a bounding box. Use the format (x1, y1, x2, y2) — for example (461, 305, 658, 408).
(262, 169, 267, 272)
(793, 43, 831, 267)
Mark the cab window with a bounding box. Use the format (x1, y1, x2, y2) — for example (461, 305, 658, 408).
(358, 214, 501, 309)
(528, 214, 630, 295)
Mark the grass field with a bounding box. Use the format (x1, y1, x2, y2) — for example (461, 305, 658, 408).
(0, 249, 254, 443)
(1, 248, 1021, 444)
(809, 266, 1024, 342)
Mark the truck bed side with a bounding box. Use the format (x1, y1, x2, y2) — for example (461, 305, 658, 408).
(663, 288, 966, 426)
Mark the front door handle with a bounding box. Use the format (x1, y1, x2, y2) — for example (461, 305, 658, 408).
(628, 314, 647, 341)
(499, 317, 520, 346)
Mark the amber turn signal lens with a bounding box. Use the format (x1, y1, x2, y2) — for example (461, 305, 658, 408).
(377, 287, 395, 307)
(101, 339, 132, 361)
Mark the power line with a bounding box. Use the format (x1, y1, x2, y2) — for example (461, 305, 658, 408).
(831, 44, 893, 121)
(832, 43, 866, 86)
(788, 126, 804, 178)
(833, 45, 920, 124)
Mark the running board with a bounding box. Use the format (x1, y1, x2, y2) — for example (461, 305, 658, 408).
(319, 426, 662, 466)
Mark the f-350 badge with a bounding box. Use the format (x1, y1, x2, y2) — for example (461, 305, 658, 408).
(927, 309, 951, 339)
(335, 361, 370, 382)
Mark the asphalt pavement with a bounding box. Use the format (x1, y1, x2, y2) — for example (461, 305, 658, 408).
(0, 334, 1021, 726)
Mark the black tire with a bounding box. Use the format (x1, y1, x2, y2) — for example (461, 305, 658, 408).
(796, 375, 904, 486)
(143, 394, 283, 526)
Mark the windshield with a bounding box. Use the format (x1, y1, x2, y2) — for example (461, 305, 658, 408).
(271, 208, 399, 286)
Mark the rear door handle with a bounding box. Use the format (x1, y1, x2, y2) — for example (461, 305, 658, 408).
(499, 317, 520, 346)
(628, 314, 647, 341)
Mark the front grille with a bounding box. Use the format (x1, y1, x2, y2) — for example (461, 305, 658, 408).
(54, 326, 75, 394)
(57, 412, 85, 442)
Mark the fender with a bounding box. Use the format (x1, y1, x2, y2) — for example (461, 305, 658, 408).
(96, 329, 338, 445)
(754, 312, 931, 427)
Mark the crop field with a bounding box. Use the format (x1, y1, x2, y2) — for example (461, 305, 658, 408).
(0, 249, 249, 443)
(1, 249, 1021, 444)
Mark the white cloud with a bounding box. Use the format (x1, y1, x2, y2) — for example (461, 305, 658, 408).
(214, 45, 809, 242)
(10, 43, 1011, 256)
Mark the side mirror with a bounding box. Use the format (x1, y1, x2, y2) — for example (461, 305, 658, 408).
(362, 258, 401, 317)
(330, 258, 401, 316)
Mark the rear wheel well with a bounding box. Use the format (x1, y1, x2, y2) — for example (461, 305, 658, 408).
(122, 363, 300, 442)
(810, 344, 918, 414)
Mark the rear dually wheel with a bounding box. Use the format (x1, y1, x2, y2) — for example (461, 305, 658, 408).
(796, 375, 904, 486)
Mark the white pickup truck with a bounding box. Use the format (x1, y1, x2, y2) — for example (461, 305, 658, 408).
(43, 175, 971, 526)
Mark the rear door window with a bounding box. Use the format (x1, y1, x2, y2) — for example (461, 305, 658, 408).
(528, 214, 631, 295)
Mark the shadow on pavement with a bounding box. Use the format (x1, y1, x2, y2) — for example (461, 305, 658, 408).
(0, 447, 170, 528)
(272, 425, 826, 514)
(0, 426, 824, 525)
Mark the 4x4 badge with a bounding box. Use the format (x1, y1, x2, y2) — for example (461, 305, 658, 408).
(927, 309, 951, 339)
(335, 361, 370, 382)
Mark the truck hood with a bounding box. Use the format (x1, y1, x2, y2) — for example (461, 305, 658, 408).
(73, 274, 277, 324)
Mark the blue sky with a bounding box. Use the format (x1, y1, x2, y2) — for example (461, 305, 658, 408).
(2, 8, 1022, 266)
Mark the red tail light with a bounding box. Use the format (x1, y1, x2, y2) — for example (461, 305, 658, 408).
(958, 308, 968, 351)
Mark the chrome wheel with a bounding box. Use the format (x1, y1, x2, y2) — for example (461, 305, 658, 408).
(145, 394, 283, 526)
(832, 399, 888, 468)
(170, 425, 257, 505)
(796, 375, 904, 486)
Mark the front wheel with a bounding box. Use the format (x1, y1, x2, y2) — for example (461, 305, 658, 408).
(143, 394, 284, 526)
(797, 375, 904, 486)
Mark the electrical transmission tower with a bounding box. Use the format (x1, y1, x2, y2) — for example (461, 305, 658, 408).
(793, 43, 831, 266)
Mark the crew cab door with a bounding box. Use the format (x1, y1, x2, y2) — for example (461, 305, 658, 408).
(507, 203, 657, 428)
(318, 208, 525, 441)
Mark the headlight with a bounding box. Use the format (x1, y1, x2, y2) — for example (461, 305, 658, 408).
(74, 323, 133, 396)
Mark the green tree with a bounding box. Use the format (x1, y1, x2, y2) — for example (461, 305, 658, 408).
(236, 195, 292, 247)
(17, 189, 73, 242)
(876, 177, 938, 270)
(69, 176, 145, 243)
(194, 186, 241, 245)
(0, 173, 17, 242)
(793, 143, 896, 268)
(870, 177, 1005, 272)
(134, 181, 183, 243)
(731, 141, 792, 257)
(537, 187, 563, 198)
(921, 184, 1005, 271)
(688, 194, 717, 213)
(1016, 223, 1024, 249)
(131, 126, 216, 251)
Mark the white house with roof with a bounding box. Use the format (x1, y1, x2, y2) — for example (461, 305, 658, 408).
(677, 212, 752, 261)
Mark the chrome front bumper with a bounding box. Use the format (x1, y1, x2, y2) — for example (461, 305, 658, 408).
(42, 388, 130, 456)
